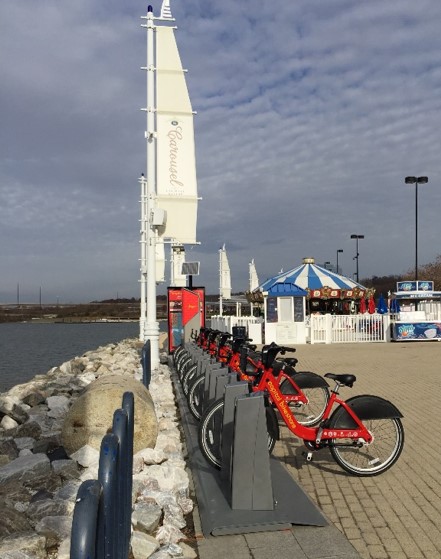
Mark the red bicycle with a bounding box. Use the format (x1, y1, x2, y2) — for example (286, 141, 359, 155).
(185, 339, 329, 426)
(198, 343, 404, 476)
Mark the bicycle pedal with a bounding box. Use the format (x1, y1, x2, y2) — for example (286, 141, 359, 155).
(306, 451, 313, 462)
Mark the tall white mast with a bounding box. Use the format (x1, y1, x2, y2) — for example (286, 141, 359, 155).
(139, 5, 160, 369)
(140, 0, 197, 361)
(219, 247, 223, 317)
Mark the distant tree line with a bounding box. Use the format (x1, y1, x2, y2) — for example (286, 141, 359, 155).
(361, 255, 441, 296)
(2, 256, 440, 322)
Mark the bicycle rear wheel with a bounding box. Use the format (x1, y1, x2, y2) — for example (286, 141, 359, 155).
(329, 414, 404, 476)
(187, 374, 205, 420)
(279, 380, 329, 426)
(198, 399, 277, 469)
(176, 353, 191, 378)
(182, 363, 199, 396)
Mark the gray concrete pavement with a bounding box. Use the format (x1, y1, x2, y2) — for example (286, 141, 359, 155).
(189, 341, 441, 559)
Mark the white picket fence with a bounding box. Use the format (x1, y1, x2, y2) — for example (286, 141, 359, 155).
(210, 314, 392, 345)
(308, 313, 391, 344)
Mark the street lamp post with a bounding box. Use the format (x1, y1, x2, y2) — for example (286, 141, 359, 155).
(324, 261, 331, 270)
(336, 249, 343, 274)
(350, 235, 364, 283)
(404, 176, 428, 283)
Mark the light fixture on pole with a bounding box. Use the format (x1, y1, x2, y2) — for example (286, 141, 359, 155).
(404, 176, 428, 283)
(324, 261, 331, 270)
(350, 234, 364, 283)
(336, 249, 343, 274)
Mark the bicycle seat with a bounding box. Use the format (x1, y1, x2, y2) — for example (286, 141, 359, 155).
(324, 373, 356, 387)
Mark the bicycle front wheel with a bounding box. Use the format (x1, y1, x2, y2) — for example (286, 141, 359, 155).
(182, 363, 198, 396)
(198, 399, 224, 468)
(329, 414, 404, 476)
(198, 399, 278, 469)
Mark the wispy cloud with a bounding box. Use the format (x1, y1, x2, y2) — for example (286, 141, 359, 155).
(1, 0, 441, 301)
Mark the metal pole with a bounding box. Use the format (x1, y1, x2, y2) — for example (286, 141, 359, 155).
(415, 181, 418, 282)
(355, 238, 359, 283)
(140, 175, 147, 340)
(336, 249, 343, 275)
(144, 6, 160, 369)
(351, 236, 363, 283)
(219, 248, 223, 317)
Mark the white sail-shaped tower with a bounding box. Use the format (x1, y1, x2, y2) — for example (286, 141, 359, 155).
(220, 245, 232, 299)
(139, 1, 198, 367)
(249, 259, 259, 291)
(155, 26, 198, 244)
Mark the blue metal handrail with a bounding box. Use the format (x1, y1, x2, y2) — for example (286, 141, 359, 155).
(70, 391, 134, 559)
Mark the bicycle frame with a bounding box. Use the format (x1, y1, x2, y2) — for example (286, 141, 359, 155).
(265, 375, 373, 444)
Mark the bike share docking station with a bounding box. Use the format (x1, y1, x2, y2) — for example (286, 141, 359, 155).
(173, 353, 327, 536)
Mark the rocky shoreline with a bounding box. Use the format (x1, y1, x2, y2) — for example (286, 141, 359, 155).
(0, 338, 197, 559)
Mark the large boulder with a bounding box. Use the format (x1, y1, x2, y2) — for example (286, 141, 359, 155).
(61, 375, 158, 455)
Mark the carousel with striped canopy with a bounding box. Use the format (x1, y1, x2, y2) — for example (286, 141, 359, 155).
(253, 257, 374, 314)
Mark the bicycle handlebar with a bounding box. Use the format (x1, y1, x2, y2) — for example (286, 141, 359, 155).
(261, 343, 296, 368)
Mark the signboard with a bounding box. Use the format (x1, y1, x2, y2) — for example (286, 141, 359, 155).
(294, 297, 304, 322)
(396, 281, 434, 292)
(167, 287, 205, 353)
(394, 322, 441, 341)
(266, 297, 278, 323)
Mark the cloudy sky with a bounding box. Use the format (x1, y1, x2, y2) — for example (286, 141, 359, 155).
(1, 0, 441, 304)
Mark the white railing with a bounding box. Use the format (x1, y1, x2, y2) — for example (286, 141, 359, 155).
(309, 314, 391, 344)
(212, 314, 391, 345)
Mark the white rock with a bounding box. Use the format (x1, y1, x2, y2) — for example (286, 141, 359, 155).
(0, 532, 46, 557)
(79, 466, 99, 482)
(59, 361, 73, 375)
(35, 515, 72, 546)
(132, 501, 162, 533)
(155, 524, 186, 545)
(136, 448, 166, 466)
(77, 372, 97, 386)
(70, 444, 100, 467)
(1, 415, 19, 430)
(57, 537, 71, 559)
(178, 542, 198, 559)
(18, 449, 33, 457)
(15, 437, 35, 450)
(144, 464, 189, 493)
(47, 395, 70, 416)
(131, 531, 160, 559)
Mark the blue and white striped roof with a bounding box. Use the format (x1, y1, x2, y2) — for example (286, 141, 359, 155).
(258, 258, 366, 293)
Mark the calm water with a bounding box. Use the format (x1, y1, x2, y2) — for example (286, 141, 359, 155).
(0, 322, 146, 393)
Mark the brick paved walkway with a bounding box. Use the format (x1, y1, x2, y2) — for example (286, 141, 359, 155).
(273, 342, 441, 559)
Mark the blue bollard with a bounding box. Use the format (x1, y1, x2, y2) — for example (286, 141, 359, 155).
(70, 479, 102, 559)
(69, 392, 135, 559)
(122, 392, 134, 555)
(98, 433, 119, 559)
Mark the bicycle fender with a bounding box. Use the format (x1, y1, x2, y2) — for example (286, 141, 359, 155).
(330, 395, 403, 430)
(289, 371, 329, 389)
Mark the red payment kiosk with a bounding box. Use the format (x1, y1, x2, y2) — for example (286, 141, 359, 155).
(167, 287, 205, 353)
